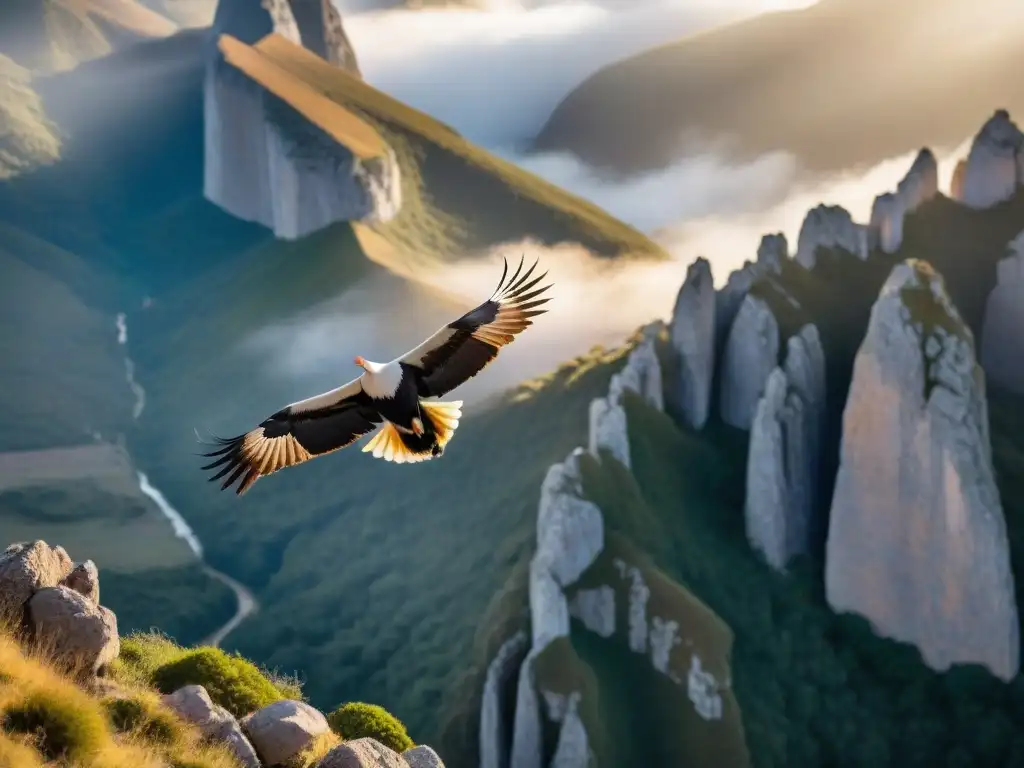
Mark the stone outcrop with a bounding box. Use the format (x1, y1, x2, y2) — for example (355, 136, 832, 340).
(479, 631, 528, 768)
(318, 738, 407, 768)
(669, 257, 716, 429)
(403, 746, 445, 768)
(958, 109, 1024, 210)
(28, 586, 120, 676)
(825, 259, 1019, 680)
(242, 699, 330, 766)
(869, 149, 940, 254)
(62, 560, 100, 604)
(951, 158, 967, 200)
(588, 333, 663, 467)
(795, 204, 868, 269)
(745, 325, 826, 570)
(204, 0, 402, 239)
(163, 685, 260, 768)
(981, 230, 1024, 395)
(0, 540, 73, 623)
(714, 234, 786, 350)
(719, 294, 780, 430)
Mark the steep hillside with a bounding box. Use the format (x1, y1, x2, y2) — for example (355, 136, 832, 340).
(533, 0, 1024, 175)
(0, 0, 178, 72)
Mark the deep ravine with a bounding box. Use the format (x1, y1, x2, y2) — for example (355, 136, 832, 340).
(116, 311, 258, 647)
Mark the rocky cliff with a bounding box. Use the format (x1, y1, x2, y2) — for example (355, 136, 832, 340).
(713, 234, 784, 351)
(718, 294, 779, 430)
(955, 109, 1024, 210)
(825, 259, 1019, 680)
(981, 229, 1024, 395)
(203, 0, 401, 239)
(495, 330, 747, 768)
(669, 257, 715, 429)
(745, 324, 826, 570)
(795, 204, 868, 270)
(868, 148, 939, 253)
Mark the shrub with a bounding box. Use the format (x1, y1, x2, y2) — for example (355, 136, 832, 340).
(102, 694, 181, 745)
(0, 733, 44, 768)
(1, 688, 108, 762)
(327, 702, 413, 753)
(151, 647, 284, 719)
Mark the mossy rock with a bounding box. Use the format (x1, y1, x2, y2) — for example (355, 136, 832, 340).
(151, 647, 285, 719)
(327, 702, 413, 753)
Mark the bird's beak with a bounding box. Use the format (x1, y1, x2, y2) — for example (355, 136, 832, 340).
(354, 356, 365, 369)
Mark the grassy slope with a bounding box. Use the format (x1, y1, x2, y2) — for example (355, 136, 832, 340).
(0, 0, 177, 72)
(0, 625, 413, 768)
(533, 0, 1024, 175)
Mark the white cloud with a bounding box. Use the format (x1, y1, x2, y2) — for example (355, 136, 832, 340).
(342, 1, 776, 148)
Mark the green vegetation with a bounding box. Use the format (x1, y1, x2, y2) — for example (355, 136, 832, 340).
(0, 629, 239, 768)
(327, 702, 414, 753)
(0, 55, 60, 179)
(119, 633, 300, 718)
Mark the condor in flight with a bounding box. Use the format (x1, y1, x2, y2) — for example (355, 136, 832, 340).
(200, 257, 552, 495)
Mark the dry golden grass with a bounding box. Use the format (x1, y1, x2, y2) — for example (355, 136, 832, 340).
(0, 631, 243, 768)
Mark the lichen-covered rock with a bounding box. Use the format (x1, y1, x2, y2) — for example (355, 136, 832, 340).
(549, 693, 591, 768)
(27, 586, 119, 675)
(316, 737, 406, 768)
(981, 230, 1024, 395)
(535, 449, 603, 588)
(479, 631, 528, 768)
(0, 540, 73, 623)
(719, 294, 780, 429)
(670, 257, 716, 429)
(163, 685, 260, 768)
(61, 561, 100, 604)
(242, 699, 330, 766)
(825, 259, 1019, 680)
(403, 745, 445, 768)
(204, 0, 402, 239)
(959, 109, 1024, 210)
(795, 204, 868, 269)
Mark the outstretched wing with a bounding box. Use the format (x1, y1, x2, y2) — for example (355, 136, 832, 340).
(199, 378, 382, 495)
(401, 256, 552, 398)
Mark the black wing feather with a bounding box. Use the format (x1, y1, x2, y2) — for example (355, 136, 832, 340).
(407, 255, 552, 398)
(199, 396, 382, 495)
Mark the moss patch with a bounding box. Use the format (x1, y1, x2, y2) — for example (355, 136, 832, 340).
(327, 702, 413, 753)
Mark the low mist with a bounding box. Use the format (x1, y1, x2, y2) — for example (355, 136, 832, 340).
(243, 138, 972, 409)
(343, 0, 783, 148)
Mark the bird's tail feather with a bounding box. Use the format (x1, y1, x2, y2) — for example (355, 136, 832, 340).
(420, 399, 463, 450)
(362, 422, 433, 464)
(361, 400, 463, 464)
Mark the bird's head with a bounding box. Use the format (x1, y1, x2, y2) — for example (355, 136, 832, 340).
(354, 356, 367, 371)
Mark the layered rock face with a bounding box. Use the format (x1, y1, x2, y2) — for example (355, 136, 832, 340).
(745, 324, 826, 570)
(204, 0, 401, 239)
(719, 295, 779, 430)
(981, 230, 1024, 395)
(479, 631, 528, 768)
(958, 109, 1024, 210)
(825, 259, 1019, 681)
(669, 258, 715, 429)
(868, 148, 939, 254)
(795, 204, 868, 269)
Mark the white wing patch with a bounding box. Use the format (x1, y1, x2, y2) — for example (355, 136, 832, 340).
(285, 377, 363, 414)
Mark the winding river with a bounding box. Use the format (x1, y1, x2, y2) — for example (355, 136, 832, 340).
(116, 312, 257, 647)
